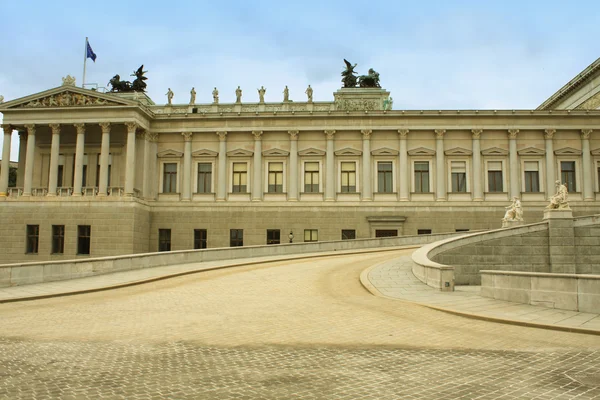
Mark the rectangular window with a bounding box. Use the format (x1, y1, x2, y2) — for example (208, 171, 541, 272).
(26, 225, 39, 254)
(163, 163, 178, 193)
(417, 229, 432, 235)
(158, 229, 171, 252)
(487, 161, 503, 192)
(340, 162, 356, 193)
(266, 229, 280, 245)
(414, 162, 430, 193)
(561, 161, 576, 193)
(197, 163, 212, 193)
(524, 161, 540, 192)
(304, 162, 319, 193)
(232, 163, 247, 193)
(341, 229, 356, 240)
(230, 229, 244, 247)
(456, 229, 470, 232)
(304, 229, 318, 242)
(77, 225, 91, 255)
(377, 162, 393, 193)
(52, 225, 65, 254)
(268, 162, 283, 193)
(194, 229, 207, 249)
(375, 230, 397, 238)
(451, 161, 467, 192)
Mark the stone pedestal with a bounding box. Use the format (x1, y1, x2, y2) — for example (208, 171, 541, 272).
(543, 208, 575, 274)
(333, 88, 390, 111)
(501, 220, 525, 228)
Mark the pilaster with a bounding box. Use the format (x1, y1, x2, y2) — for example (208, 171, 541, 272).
(181, 132, 193, 201)
(544, 129, 556, 200)
(471, 129, 483, 201)
(508, 129, 519, 199)
(216, 131, 227, 201)
(581, 129, 593, 201)
(288, 130, 299, 201)
(435, 129, 446, 201)
(22, 124, 36, 196)
(361, 129, 372, 201)
(252, 130, 263, 201)
(398, 129, 409, 201)
(324, 130, 336, 201)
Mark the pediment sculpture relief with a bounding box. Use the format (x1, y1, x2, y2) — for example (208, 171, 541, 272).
(18, 91, 121, 108)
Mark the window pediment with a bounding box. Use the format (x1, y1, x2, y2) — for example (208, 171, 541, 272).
(371, 147, 399, 156)
(518, 147, 545, 156)
(157, 149, 183, 158)
(262, 148, 290, 156)
(444, 147, 472, 156)
(227, 148, 254, 157)
(191, 149, 218, 157)
(334, 147, 362, 156)
(554, 147, 582, 156)
(408, 147, 435, 156)
(481, 147, 508, 156)
(591, 148, 600, 156)
(298, 147, 325, 156)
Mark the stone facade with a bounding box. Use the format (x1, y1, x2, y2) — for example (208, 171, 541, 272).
(1, 62, 600, 263)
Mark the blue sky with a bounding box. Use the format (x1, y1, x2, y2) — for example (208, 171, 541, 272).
(1, 0, 599, 160)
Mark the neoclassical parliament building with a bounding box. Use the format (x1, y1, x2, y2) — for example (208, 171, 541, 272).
(1, 59, 600, 263)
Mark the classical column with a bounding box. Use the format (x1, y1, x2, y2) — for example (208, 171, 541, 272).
(216, 132, 227, 201)
(398, 129, 409, 201)
(124, 122, 137, 195)
(508, 129, 519, 199)
(72, 123, 86, 196)
(252, 130, 263, 201)
(435, 129, 446, 200)
(544, 129, 556, 200)
(47, 124, 61, 196)
(471, 129, 483, 201)
(182, 132, 193, 201)
(361, 129, 372, 200)
(97, 123, 111, 196)
(22, 124, 36, 196)
(324, 130, 336, 201)
(288, 130, 299, 200)
(0, 125, 12, 197)
(142, 132, 152, 199)
(581, 129, 593, 201)
(17, 131, 27, 188)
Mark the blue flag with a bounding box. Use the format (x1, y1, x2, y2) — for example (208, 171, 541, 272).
(86, 40, 97, 62)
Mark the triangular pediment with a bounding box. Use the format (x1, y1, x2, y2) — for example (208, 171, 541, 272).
(371, 147, 399, 156)
(408, 147, 435, 156)
(481, 147, 508, 156)
(554, 147, 582, 155)
(591, 148, 600, 156)
(227, 148, 254, 157)
(298, 147, 325, 156)
(444, 147, 472, 156)
(334, 147, 362, 156)
(262, 148, 290, 156)
(518, 147, 545, 156)
(0, 85, 135, 110)
(191, 149, 218, 157)
(157, 149, 183, 158)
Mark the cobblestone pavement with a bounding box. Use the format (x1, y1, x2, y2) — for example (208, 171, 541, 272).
(1, 250, 600, 399)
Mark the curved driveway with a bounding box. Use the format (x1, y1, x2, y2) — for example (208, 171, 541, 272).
(1, 249, 599, 399)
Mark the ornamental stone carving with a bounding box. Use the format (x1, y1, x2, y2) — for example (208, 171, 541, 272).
(398, 129, 409, 138)
(508, 129, 519, 139)
(334, 99, 378, 111)
(2, 124, 11, 135)
(576, 92, 600, 110)
(581, 129, 593, 140)
(288, 130, 299, 140)
(361, 129, 372, 139)
(503, 197, 523, 222)
(216, 131, 228, 141)
(252, 130, 263, 140)
(25, 124, 36, 136)
(49, 124, 61, 135)
(99, 122, 110, 133)
(546, 180, 570, 210)
(182, 132, 193, 142)
(324, 130, 336, 140)
(18, 91, 118, 108)
(74, 123, 85, 135)
(471, 129, 482, 139)
(125, 122, 138, 133)
(435, 129, 445, 139)
(62, 75, 76, 86)
(0, 95, 4, 104)
(146, 132, 159, 142)
(544, 129, 556, 140)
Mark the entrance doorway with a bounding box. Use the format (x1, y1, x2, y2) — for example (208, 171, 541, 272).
(375, 230, 398, 238)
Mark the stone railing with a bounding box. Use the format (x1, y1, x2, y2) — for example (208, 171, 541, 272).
(0, 231, 466, 288)
(5, 186, 129, 198)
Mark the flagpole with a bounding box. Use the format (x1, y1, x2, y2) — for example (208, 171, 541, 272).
(82, 37, 88, 88)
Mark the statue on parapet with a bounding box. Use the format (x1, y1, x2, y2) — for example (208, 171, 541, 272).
(235, 86, 242, 103)
(546, 180, 570, 210)
(283, 86, 289, 102)
(358, 68, 381, 88)
(131, 65, 148, 92)
(342, 59, 358, 88)
(305, 85, 313, 102)
(212, 87, 219, 104)
(189, 87, 196, 105)
(383, 96, 393, 111)
(503, 197, 523, 222)
(0, 95, 4, 104)
(258, 86, 266, 103)
(166, 88, 174, 105)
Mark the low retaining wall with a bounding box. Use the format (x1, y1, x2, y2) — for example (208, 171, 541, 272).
(481, 270, 600, 313)
(0, 232, 463, 288)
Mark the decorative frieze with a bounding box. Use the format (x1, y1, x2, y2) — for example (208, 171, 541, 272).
(17, 91, 120, 108)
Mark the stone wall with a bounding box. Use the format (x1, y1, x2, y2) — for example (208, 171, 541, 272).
(574, 215, 600, 274)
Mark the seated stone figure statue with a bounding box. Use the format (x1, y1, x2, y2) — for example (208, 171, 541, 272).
(546, 180, 570, 210)
(503, 197, 523, 221)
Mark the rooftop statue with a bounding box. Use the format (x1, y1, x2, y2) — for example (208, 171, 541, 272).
(341, 59, 358, 88)
(212, 87, 219, 104)
(236, 86, 242, 103)
(166, 88, 174, 105)
(305, 85, 313, 102)
(189, 87, 196, 105)
(283, 86, 289, 102)
(108, 65, 147, 92)
(358, 68, 381, 88)
(258, 86, 266, 103)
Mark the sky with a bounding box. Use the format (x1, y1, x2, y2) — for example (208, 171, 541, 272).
(1, 0, 599, 161)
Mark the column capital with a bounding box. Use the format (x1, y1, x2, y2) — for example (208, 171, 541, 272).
(252, 130, 263, 140)
(99, 122, 111, 133)
(182, 132, 193, 142)
(124, 122, 138, 133)
(398, 129, 409, 138)
(324, 130, 336, 140)
(49, 124, 61, 135)
(288, 130, 299, 140)
(146, 132, 158, 142)
(361, 129, 372, 139)
(435, 129, 445, 139)
(18, 130, 27, 139)
(24, 124, 36, 136)
(216, 131, 227, 141)
(581, 129, 593, 140)
(508, 129, 519, 139)
(136, 131, 146, 140)
(2, 124, 11, 135)
(471, 129, 483, 139)
(74, 123, 85, 135)
(544, 129, 556, 140)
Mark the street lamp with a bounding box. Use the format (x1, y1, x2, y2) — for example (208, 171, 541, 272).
(288, 230, 294, 243)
